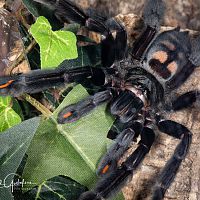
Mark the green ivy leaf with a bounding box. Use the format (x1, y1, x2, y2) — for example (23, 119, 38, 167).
(23, 85, 113, 186)
(0, 97, 21, 132)
(22, 85, 124, 199)
(22, 175, 88, 200)
(0, 117, 40, 200)
(30, 16, 78, 69)
(0, 96, 11, 109)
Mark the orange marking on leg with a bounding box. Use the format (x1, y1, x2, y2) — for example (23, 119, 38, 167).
(63, 112, 73, 119)
(102, 164, 110, 174)
(152, 51, 168, 63)
(167, 61, 178, 74)
(0, 80, 14, 89)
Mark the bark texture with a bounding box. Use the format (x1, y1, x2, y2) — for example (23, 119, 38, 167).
(76, 0, 200, 31)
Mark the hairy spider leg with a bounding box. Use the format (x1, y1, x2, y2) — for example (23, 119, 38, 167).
(96, 128, 136, 176)
(102, 19, 127, 67)
(110, 90, 144, 123)
(54, 0, 127, 67)
(0, 0, 128, 97)
(57, 90, 113, 124)
(97, 113, 146, 176)
(107, 114, 144, 140)
(79, 125, 155, 200)
(152, 117, 192, 200)
(166, 90, 200, 111)
(0, 66, 101, 96)
(132, 0, 165, 60)
(97, 114, 145, 176)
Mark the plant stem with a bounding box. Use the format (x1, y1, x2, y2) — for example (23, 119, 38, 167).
(22, 93, 52, 118)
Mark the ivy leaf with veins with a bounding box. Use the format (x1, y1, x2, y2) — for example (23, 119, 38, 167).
(0, 96, 21, 132)
(22, 175, 88, 200)
(30, 16, 78, 69)
(22, 85, 124, 199)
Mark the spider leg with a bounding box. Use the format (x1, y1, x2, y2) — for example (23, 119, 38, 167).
(97, 114, 145, 176)
(96, 128, 136, 176)
(107, 115, 144, 140)
(0, 66, 106, 97)
(132, 0, 165, 60)
(166, 90, 200, 111)
(35, 0, 127, 66)
(102, 19, 127, 67)
(153, 117, 192, 200)
(57, 90, 113, 124)
(79, 125, 155, 200)
(97, 114, 144, 176)
(54, 0, 127, 67)
(110, 90, 144, 123)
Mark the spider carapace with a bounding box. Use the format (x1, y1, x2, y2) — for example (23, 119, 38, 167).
(1, 0, 200, 199)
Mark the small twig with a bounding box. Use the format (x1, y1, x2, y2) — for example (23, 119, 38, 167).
(8, 39, 37, 73)
(20, 9, 31, 30)
(22, 93, 52, 118)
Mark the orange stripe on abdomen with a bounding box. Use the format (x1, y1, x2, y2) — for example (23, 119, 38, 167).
(152, 51, 168, 64)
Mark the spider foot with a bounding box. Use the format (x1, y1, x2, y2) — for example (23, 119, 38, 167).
(55, 0, 109, 34)
(154, 118, 192, 199)
(97, 128, 135, 176)
(164, 90, 200, 111)
(0, 66, 93, 97)
(57, 90, 112, 124)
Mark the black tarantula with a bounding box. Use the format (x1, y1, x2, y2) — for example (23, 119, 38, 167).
(1, 0, 200, 199)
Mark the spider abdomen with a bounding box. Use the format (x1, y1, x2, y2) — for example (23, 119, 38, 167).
(144, 28, 194, 90)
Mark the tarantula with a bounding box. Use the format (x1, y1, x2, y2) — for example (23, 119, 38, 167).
(1, 0, 200, 199)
